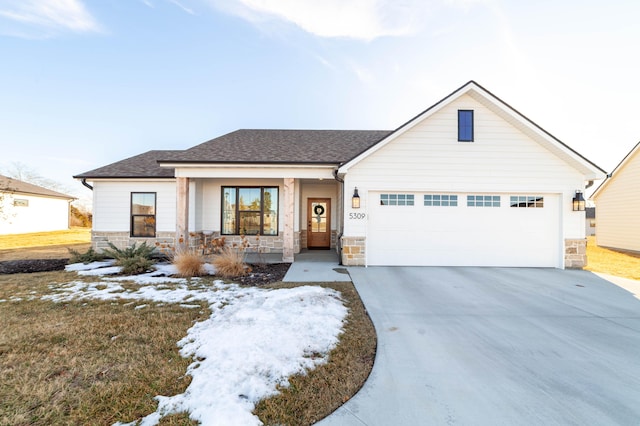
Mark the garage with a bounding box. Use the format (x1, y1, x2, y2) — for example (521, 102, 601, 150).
(366, 192, 561, 267)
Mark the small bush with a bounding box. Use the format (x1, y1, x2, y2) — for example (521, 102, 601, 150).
(102, 242, 157, 275)
(173, 250, 205, 277)
(212, 247, 247, 278)
(102, 242, 156, 262)
(67, 247, 105, 265)
(118, 256, 155, 275)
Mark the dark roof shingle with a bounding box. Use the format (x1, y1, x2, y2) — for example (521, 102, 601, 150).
(74, 130, 391, 179)
(74, 150, 180, 179)
(161, 129, 391, 164)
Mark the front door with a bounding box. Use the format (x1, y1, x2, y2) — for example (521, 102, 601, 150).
(307, 198, 331, 249)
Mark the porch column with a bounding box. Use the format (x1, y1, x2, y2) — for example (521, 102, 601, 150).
(176, 177, 189, 251)
(282, 177, 295, 262)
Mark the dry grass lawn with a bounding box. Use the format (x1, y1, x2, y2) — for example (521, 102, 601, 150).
(0, 270, 376, 425)
(0, 228, 91, 261)
(585, 236, 640, 281)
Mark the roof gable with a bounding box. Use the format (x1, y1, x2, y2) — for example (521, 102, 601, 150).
(0, 175, 75, 199)
(339, 81, 606, 180)
(591, 140, 640, 200)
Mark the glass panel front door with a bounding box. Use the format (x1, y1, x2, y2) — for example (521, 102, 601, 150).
(307, 198, 331, 248)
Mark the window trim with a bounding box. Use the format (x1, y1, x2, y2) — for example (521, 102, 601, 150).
(130, 192, 157, 238)
(221, 186, 279, 236)
(458, 109, 474, 142)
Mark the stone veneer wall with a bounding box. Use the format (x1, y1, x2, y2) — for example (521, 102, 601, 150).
(564, 238, 587, 269)
(341, 236, 365, 266)
(92, 231, 301, 256)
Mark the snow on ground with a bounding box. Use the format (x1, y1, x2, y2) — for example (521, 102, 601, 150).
(47, 262, 348, 426)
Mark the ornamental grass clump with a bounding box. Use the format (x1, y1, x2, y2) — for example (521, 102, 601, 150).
(102, 242, 156, 275)
(173, 249, 205, 277)
(212, 246, 247, 278)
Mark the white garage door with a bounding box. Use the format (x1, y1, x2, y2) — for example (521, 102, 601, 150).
(367, 192, 561, 267)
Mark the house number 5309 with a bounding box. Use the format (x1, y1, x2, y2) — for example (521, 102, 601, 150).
(349, 213, 366, 220)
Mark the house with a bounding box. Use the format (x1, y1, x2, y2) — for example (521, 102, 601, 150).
(74, 81, 605, 268)
(0, 174, 76, 235)
(591, 141, 640, 253)
(585, 207, 596, 236)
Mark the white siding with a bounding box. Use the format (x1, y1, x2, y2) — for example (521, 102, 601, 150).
(344, 94, 585, 241)
(595, 148, 640, 252)
(92, 180, 177, 233)
(0, 193, 70, 234)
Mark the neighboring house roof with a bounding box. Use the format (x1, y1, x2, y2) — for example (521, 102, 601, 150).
(74, 150, 182, 179)
(0, 174, 75, 200)
(591, 140, 640, 200)
(339, 81, 606, 179)
(159, 129, 391, 165)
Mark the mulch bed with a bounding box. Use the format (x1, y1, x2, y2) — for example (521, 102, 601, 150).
(0, 258, 291, 286)
(0, 259, 69, 275)
(233, 263, 291, 286)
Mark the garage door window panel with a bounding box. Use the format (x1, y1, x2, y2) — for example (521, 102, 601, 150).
(510, 196, 544, 208)
(424, 194, 458, 207)
(381, 194, 414, 206)
(467, 195, 500, 207)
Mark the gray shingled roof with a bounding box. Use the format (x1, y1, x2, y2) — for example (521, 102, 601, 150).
(74, 130, 391, 178)
(162, 130, 391, 164)
(0, 175, 75, 199)
(74, 150, 181, 179)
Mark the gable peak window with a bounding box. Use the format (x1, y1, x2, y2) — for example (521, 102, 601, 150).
(458, 109, 474, 142)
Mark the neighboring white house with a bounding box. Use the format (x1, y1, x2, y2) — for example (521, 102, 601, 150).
(75, 81, 605, 268)
(0, 175, 76, 235)
(591, 141, 640, 253)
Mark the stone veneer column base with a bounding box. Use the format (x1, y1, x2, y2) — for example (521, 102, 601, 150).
(341, 236, 365, 266)
(565, 238, 587, 269)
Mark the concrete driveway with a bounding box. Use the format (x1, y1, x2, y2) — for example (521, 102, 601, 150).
(318, 267, 640, 425)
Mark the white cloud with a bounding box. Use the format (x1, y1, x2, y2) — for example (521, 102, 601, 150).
(0, 0, 100, 35)
(168, 0, 195, 15)
(210, 0, 432, 41)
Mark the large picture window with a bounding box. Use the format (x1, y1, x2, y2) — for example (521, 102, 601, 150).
(222, 187, 278, 235)
(131, 192, 156, 237)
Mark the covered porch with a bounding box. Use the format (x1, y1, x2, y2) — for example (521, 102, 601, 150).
(170, 165, 344, 263)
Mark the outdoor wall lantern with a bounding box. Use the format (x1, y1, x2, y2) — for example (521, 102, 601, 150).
(352, 187, 361, 209)
(572, 190, 585, 211)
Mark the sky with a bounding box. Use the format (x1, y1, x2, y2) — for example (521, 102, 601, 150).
(1, 0, 640, 202)
(36, 261, 348, 425)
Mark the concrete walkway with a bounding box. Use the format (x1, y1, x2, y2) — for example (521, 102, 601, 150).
(318, 267, 640, 425)
(283, 250, 351, 282)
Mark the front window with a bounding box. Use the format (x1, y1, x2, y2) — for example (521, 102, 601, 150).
(222, 187, 278, 235)
(131, 192, 156, 237)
